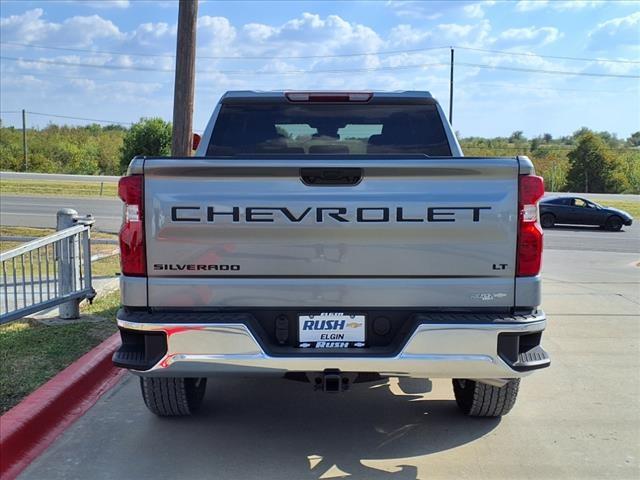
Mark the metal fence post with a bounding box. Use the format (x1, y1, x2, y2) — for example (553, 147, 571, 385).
(57, 208, 80, 319)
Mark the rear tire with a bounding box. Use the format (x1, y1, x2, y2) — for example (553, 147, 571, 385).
(540, 213, 555, 228)
(604, 216, 623, 231)
(140, 377, 207, 416)
(452, 379, 520, 417)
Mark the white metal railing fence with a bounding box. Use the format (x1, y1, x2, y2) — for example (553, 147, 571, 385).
(0, 223, 95, 324)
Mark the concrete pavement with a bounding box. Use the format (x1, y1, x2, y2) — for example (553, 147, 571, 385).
(18, 243, 640, 479)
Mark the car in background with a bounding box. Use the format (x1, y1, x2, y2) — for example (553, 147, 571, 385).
(540, 196, 633, 231)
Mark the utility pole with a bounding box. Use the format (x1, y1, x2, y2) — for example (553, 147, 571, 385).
(449, 48, 454, 125)
(22, 109, 28, 171)
(171, 0, 198, 156)
(585, 169, 588, 193)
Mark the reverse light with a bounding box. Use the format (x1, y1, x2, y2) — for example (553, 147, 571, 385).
(517, 175, 545, 277)
(118, 175, 146, 276)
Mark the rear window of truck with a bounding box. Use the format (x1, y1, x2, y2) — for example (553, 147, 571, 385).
(207, 103, 452, 156)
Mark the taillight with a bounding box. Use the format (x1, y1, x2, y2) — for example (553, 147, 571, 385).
(517, 175, 545, 277)
(118, 175, 146, 276)
(192, 132, 201, 150)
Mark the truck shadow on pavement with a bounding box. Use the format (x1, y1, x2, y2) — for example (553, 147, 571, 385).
(136, 375, 500, 480)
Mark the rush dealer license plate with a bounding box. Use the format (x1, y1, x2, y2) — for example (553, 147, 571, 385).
(298, 313, 366, 348)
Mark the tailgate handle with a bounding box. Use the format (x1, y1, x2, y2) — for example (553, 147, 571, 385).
(300, 168, 362, 186)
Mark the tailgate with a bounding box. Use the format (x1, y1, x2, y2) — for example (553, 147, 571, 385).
(143, 157, 519, 307)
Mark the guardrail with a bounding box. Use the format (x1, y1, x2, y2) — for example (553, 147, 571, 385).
(0, 211, 96, 324)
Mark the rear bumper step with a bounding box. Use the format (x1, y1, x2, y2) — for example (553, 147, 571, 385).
(114, 309, 549, 378)
(508, 345, 550, 371)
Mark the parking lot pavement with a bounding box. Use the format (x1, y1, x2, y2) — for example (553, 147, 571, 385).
(19, 251, 639, 479)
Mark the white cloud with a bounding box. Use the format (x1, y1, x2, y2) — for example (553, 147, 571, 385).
(551, 1, 604, 10)
(388, 0, 496, 20)
(0, 8, 124, 46)
(594, 59, 640, 75)
(237, 13, 384, 66)
(515, 1, 549, 12)
(436, 20, 492, 47)
(0, 9, 57, 43)
(588, 11, 640, 50)
(463, 2, 494, 19)
(128, 22, 176, 47)
(72, 0, 130, 8)
(198, 16, 237, 54)
(387, 24, 432, 46)
(243, 23, 276, 42)
(496, 26, 562, 47)
(516, 0, 604, 11)
(386, 1, 443, 20)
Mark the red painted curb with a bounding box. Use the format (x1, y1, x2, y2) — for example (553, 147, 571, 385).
(0, 332, 125, 480)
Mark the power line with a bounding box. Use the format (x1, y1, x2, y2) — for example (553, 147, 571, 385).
(2, 111, 205, 133)
(458, 61, 640, 79)
(1, 56, 174, 72)
(468, 82, 626, 94)
(3, 40, 639, 65)
(2, 55, 639, 79)
(455, 46, 640, 65)
(27, 111, 134, 125)
(0, 55, 447, 74)
(2, 68, 631, 95)
(0, 69, 170, 85)
(0, 41, 450, 60)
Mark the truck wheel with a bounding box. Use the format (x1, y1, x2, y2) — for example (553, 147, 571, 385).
(452, 379, 520, 417)
(140, 377, 207, 416)
(540, 213, 555, 228)
(604, 216, 623, 231)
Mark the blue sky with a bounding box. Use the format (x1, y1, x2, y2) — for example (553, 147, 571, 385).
(1, 0, 639, 138)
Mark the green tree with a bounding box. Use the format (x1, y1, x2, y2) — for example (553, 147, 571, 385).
(530, 137, 541, 152)
(120, 118, 172, 173)
(533, 149, 569, 192)
(627, 131, 640, 147)
(566, 132, 624, 193)
(508, 130, 524, 143)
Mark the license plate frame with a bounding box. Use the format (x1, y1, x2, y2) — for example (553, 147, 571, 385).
(298, 313, 366, 348)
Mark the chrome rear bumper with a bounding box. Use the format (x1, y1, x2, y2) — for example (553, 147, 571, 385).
(115, 310, 548, 379)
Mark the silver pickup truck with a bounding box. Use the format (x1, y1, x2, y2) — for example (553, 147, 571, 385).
(113, 90, 549, 417)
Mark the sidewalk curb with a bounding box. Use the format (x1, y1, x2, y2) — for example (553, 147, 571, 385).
(0, 333, 124, 480)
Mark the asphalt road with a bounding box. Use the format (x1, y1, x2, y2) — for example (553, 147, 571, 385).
(19, 246, 640, 479)
(0, 196, 122, 233)
(0, 171, 120, 182)
(1, 195, 639, 251)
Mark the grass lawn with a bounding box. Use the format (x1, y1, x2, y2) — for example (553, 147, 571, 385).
(92, 253, 121, 277)
(0, 289, 120, 413)
(0, 179, 118, 198)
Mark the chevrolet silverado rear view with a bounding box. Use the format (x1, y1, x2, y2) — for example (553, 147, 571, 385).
(114, 91, 550, 417)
